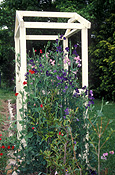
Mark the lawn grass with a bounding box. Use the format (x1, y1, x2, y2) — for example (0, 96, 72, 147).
(89, 99, 115, 174)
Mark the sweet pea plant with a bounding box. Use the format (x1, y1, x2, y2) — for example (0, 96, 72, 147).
(15, 35, 94, 175)
(0, 133, 15, 173)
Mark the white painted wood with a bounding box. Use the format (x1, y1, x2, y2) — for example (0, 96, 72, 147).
(15, 36, 21, 140)
(81, 28, 88, 87)
(63, 38, 68, 70)
(65, 29, 80, 38)
(17, 24, 27, 139)
(68, 15, 77, 23)
(75, 13, 91, 28)
(15, 25, 20, 38)
(14, 17, 19, 39)
(18, 10, 77, 18)
(24, 22, 84, 29)
(17, 11, 91, 29)
(64, 16, 76, 37)
(16, 11, 23, 27)
(26, 35, 58, 40)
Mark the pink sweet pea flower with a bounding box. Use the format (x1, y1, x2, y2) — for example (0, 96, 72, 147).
(51, 60, 55, 66)
(46, 53, 49, 58)
(109, 151, 114, 154)
(64, 57, 71, 65)
(101, 156, 107, 160)
(74, 56, 80, 61)
(103, 152, 108, 157)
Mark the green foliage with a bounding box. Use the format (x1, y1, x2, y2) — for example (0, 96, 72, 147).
(89, 13, 115, 100)
(15, 38, 92, 174)
(0, 0, 55, 86)
(0, 131, 17, 174)
(0, 0, 115, 99)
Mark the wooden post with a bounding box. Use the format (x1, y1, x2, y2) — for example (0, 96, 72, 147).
(81, 28, 88, 87)
(63, 37, 68, 70)
(81, 28, 89, 165)
(15, 36, 21, 139)
(17, 23, 27, 140)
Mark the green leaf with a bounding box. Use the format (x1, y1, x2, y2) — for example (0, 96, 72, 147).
(26, 132, 33, 139)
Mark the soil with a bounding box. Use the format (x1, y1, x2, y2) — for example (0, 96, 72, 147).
(0, 100, 10, 132)
(0, 100, 16, 175)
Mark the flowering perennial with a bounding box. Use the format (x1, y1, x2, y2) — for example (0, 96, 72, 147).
(15, 35, 98, 174)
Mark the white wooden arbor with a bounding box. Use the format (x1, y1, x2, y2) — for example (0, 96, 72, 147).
(15, 11, 91, 137)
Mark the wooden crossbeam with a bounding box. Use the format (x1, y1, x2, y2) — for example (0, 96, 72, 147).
(65, 29, 80, 38)
(24, 22, 83, 29)
(17, 10, 76, 18)
(26, 35, 59, 40)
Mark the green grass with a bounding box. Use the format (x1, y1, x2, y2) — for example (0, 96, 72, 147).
(89, 99, 115, 174)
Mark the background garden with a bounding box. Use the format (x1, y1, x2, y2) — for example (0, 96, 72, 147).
(0, 0, 115, 175)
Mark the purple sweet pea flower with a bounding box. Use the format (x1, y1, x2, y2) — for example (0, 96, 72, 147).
(76, 88, 79, 93)
(59, 34, 63, 39)
(74, 44, 78, 48)
(90, 90, 93, 97)
(72, 49, 78, 56)
(64, 108, 69, 115)
(65, 86, 68, 89)
(56, 45, 62, 53)
(82, 86, 86, 89)
(39, 63, 42, 67)
(65, 47, 69, 52)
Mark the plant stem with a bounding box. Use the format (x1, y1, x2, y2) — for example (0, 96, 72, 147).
(98, 135, 101, 175)
(69, 125, 82, 175)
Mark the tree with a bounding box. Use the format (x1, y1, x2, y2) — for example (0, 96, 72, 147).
(89, 13, 115, 100)
(0, 0, 55, 87)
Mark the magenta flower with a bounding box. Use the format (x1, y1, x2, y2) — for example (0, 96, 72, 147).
(103, 152, 108, 157)
(109, 151, 114, 154)
(101, 156, 107, 160)
(64, 57, 70, 65)
(74, 56, 80, 61)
